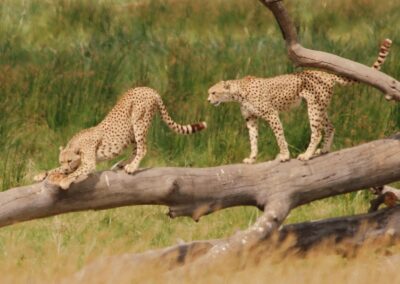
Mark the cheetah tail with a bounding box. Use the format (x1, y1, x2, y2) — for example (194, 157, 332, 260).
(372, 38, 392, 71)
(335, 38, 392, 85)
(156, 97, 207, 135)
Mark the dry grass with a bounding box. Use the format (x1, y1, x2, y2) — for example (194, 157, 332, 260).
(0, 203, 398, 283)
(64, 235, 400, 284)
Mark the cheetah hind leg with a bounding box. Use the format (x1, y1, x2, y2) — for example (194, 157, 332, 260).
(124, 138, 147, 174)
(315, 114, 334, 156)
(111, 143, 137, 170)
(298, 104, 323, 161)
(124, 113, 151, 174)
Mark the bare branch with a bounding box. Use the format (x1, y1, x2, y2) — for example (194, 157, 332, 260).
(206, 198, 291, 259)
(259, 0, 400, 101)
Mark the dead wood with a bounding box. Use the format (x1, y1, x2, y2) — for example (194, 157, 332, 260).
(259, 0, 400, 101)
(71, 205, 400, 282)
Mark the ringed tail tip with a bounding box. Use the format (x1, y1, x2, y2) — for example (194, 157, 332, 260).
(383, 38, 392, 48)
(190, 121, 207, 133)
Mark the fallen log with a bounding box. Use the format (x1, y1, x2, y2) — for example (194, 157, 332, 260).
(71, 205, 400, 282)
(1, 134, 399, 229)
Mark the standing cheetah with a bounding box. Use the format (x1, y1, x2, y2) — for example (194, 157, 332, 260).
(207, 39, 392, 163)
(34, 87, 207, 189)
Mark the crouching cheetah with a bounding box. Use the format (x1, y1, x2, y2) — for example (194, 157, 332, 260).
(207, 39, 392, 163)
(34, 87, 207, 189)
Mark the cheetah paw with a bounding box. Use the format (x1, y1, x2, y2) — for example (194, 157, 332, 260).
(243, 157, 256, 164)
(276, 153, 290, 162)
(297, 152, 312, 161)
(59, 178, 73, 190)
(314, 149, 329, 156)
(124, 164, 138, 174)
(34, 172, 48, 182)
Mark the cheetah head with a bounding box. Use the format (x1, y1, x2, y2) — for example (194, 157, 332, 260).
(59, 146, 81, 174)
(207, 81, 237, 106)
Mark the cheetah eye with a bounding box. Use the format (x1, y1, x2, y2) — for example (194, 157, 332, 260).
(67, 159, 72, 163)
(211, 91, 216, 95)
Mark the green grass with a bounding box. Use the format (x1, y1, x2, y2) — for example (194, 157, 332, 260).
(0, 0, 399, 281)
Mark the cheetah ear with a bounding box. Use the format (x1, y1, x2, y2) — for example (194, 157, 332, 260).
(223, 81, 231, 90)
(59, 146, 64, 151)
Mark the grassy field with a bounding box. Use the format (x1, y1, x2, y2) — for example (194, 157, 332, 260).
(0, 0, 399, 282)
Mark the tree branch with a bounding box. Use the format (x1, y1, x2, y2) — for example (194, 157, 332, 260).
(1, 134, 399, 229)
(259, 0, 400, 101)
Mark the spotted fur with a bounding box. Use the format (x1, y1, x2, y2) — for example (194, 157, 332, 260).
(34, 87, 207, 189)
(207, 39, 392, 163)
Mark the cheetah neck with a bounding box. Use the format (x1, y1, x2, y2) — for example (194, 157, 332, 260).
(230, 81, 246, 103)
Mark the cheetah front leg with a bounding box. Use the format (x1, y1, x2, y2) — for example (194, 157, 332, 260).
(59, 147, 97, 190)
(33, 167, 65, 182)
(241, 107, 258, 164)
(262, 110, 290, 162)
(124, 112, 152, 174)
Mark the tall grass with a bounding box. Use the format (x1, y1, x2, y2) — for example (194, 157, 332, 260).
(0, 0, 399, 281)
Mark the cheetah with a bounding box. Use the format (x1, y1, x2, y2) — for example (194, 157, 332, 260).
(207, 39, 392, 164)
(34, 87, 207, 189)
